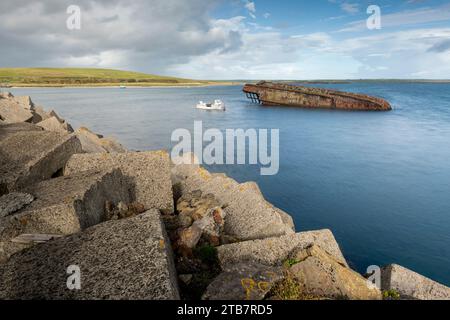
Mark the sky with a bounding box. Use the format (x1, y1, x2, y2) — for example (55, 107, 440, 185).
(1, 0, 450, 80)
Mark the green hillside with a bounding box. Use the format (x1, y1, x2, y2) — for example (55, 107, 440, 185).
(0, 68, 213, 87)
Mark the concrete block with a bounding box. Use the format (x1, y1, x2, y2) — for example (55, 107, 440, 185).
(217, 229, 348, 268)
(0, 168, 132, 262)
(0, 131, 82, 195)
(381, 264, 450, 300)
(0, 210, 180, 300)
(65, 151, 174, 213)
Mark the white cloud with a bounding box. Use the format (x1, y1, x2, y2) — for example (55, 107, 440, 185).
(244, 1, 256, 19)
(340, 2, 359, 14)
(245, 1, 256, 13)
(339, 3, 450, 32)
(170, 24, 450, 80)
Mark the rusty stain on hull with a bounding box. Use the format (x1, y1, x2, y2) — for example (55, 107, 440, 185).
(243, 81, 392, 111)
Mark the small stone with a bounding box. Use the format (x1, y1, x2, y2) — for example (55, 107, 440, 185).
(117, 202, 128, 214)
(179, 274, 193, 285)
(178, 213, 193, 228)
(176, 190, 220, 221)
(0, 193, 34, 218)
(129, 202, 146, 214)
(178, 224, 203, 250)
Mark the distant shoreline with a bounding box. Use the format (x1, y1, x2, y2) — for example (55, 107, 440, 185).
(5, 82, 241, 89)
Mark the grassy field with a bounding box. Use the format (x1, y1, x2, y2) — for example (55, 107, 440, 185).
(0, 68, 229, 87)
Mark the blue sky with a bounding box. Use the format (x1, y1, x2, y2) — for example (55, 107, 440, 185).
(1, 0, 450, 79)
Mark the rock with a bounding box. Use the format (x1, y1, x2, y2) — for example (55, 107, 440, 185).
(30, 106, 51, 124)
(0, 94, 34, 123)
(179, 274, 193, 286)
(99, 137, 127, 153)
(203, 262, 284, 300)
(381, 264, 450, 300)
(65, 151, 174, 214)
(0, 92, 13, 99)
(13, 96, 34, 110)
(0, 210, 180, 300)
(172, 165, 294, 241)
(176, 191, 220, 221)
(217, 229, 348, 269)
(288, 245, 381, 300)
(196, 207, 226, 246)
(177, 207, 226, 251)
(274, 207, 295, 232)
(0, 122, 44, 142)
(74, 127, 107, 153)
(0, 131, 82, 196)
(128, 202, 146, 214)
(48, 110, 64, 123)
(172, 152, 200, 166)
(74, 127, 126, 154)
(0, 168, 132, 262)
(178, 213, 194, 228)
(0, 193, 34, 218)
(178, 224, 203, 250)
(37, 116, 74, 134)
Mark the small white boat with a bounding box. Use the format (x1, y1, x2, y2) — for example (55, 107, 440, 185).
(119, 85, 127, 89)
(196, 99, 226, 111)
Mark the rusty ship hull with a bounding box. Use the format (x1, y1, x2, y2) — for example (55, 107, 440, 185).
(243, 81, 391, 111)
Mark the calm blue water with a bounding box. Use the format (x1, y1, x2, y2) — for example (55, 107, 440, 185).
(9, 83, 450, 286)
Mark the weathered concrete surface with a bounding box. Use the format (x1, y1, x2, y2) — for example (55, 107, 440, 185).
(0, 168, 132, 262)
(65, 151, 174, 213)
(172, 164, 294, 241)
(289, 245, 381, 300)
(13, 96, 34, 110)
(0, 192, 34, 218)
(243, 82, 392, 111)
(0, 210, 180, 300)
(381, 264, 450, 300)
(0, 94, 34, 123)
(0, 131, 82, 195)
(31, 105, 51, 123)
(203, 262, 284, 300)
(37, 116, 74, 134)
(217, 229, 348, 268)
(0, 122, 44, 141)
(74, 127, 126, 153)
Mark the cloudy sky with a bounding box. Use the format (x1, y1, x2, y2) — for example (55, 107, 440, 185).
(1, 0, 450, 79)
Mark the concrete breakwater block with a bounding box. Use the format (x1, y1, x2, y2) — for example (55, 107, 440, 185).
(381, 264, 450, 300)
(203, 262, 284, 300)
(74, 127, 126, 154)
(0, 131, 82, 195)
(286, 245, 381, 300)
(0, 168, 132, 262)
(217, 229, 348, 268)
(0, 210, 180, 300)
(0, 123, 44, 142)
(0, 192, 34, 218)
(65, 151, 174, 214)
(172, 165, 294, 241)
(0, 95, 34, 124)
(37, 116, 74, 134)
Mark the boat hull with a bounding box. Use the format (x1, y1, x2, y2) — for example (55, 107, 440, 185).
(243, 82, 391, 111)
